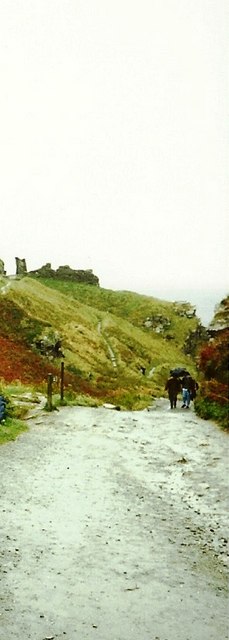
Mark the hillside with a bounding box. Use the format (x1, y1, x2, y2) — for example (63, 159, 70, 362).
(0, 276, 200, 409)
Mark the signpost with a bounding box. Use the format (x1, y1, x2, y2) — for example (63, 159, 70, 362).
(60, 361, 65, 402)
(47, 373, 53, 411)
(47, 361, 65, 411)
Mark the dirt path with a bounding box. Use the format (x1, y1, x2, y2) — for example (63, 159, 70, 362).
(0, 400, 228, 640)
(97, 320, 117, 368)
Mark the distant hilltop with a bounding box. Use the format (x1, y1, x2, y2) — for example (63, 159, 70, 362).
(0, 257, 100, 286)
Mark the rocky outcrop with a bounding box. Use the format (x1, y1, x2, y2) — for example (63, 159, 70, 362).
(143, 314, 171, 333)
(15, 257, 27, 275)
(28, 263, 100, 285)
(208, 296, 229, 334)
(34, 337, 64, 359)
(173, 301, 196, 318)
(183, 295, 228, 371)
(183, 323, 208, 356)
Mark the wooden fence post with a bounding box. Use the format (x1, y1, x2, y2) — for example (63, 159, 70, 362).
(60, 361, 65, 402)
(47, 373, 53, 411)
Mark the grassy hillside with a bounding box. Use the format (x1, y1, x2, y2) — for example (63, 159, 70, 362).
(0, 276, 200, 409)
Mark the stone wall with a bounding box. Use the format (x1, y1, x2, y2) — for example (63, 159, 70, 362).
(28, 263, 100, 285)
(0, 258, 6, 275)
(15, 257, 27, 275)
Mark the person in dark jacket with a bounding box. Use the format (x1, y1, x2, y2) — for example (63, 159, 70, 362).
(188, 376, 199, 401)
(165, 375, 182, 409)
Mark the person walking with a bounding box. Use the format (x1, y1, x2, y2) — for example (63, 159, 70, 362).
(181, 373, 198, 409)
(181, 373, 191, 408)
(165, 374, 181, 409)
(189, 376, 199, 401)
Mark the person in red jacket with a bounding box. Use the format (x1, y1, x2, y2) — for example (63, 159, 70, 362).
(165, 375, 182, 409)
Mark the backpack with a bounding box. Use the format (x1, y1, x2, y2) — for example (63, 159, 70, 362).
(0, 396, 6, 422)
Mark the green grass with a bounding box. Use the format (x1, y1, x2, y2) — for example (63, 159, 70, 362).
(33, 277, 198, 373)
(1, 275, 200, 412)
(195, 397, 229, 430)
(0, 417, 28, 445)
(0, 381, 42, 398)
(56, 392, 101, 408)
(1, 275, 226, 435)
(37, 278, 198, 341)
(6, 277, 197, 374)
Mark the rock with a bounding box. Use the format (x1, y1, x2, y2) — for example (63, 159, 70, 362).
(174, 301, 196, 318)
(208, 296, 229, 332)
(143, 314, 171, 332)
(102, 403, 121, 410)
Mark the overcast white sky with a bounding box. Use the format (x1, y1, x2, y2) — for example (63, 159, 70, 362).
(0, 0, 228, 319)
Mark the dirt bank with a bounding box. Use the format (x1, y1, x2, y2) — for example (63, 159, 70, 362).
(0, 399, 228, 640)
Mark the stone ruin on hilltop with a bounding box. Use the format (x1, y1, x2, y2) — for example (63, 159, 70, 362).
(0, 258, 6, 275)
(28, 262, 99, 285)
(16, 257, 27, 275)
(1, 258, 100, 286)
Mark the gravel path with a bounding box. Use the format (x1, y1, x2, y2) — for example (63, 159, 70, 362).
(0, 399, 228, 640)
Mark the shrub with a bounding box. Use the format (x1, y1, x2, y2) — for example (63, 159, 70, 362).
(198, 330, 229, 384)
(195, 396, 228, 430)
(196, 326, 228, 429)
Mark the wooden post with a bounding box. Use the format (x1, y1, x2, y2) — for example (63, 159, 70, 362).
(47, 373, 53, 411)
(60, 361, 64, 402)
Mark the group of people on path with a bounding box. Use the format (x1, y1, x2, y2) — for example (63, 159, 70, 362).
(165, 371, 199, 410)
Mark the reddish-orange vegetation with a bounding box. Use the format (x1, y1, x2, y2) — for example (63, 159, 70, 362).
(196, 328, 229, 428)
(0, 334, 106, 399)
(0, 336, 58, 384)
(200, 380, 228, 407)
(0, 297, 107, 397)
(198, 330, 229, 384)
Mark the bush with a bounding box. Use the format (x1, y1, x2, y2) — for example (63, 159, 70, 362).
(196, 326, 228, 429)
(195, 396, 228, 430)
(198, 330, 229, 384)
